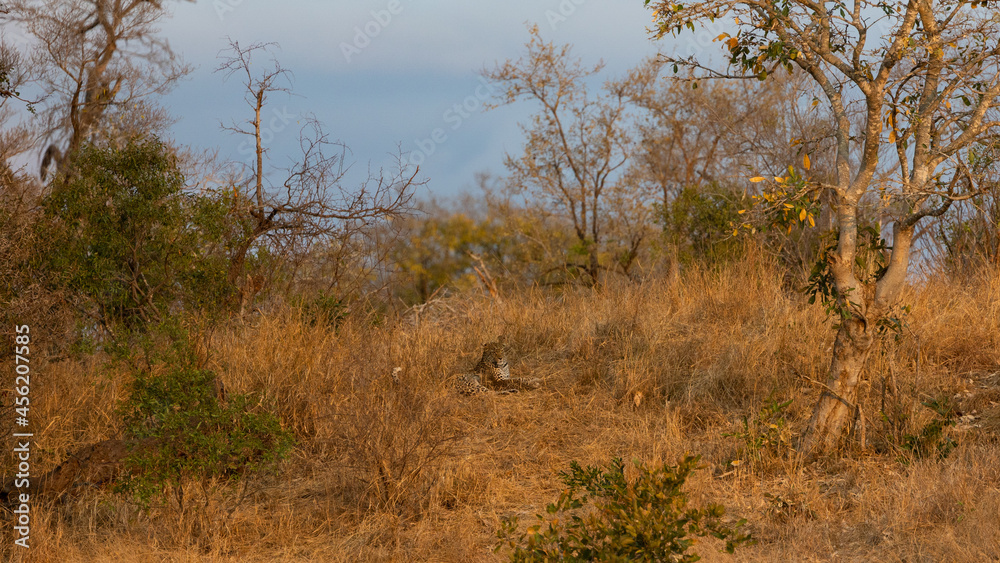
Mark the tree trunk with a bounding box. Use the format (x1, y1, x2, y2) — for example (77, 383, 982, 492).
(588, 247, 600, 286)
(801, 316, 874, 455)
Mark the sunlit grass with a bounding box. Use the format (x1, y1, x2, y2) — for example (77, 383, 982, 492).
(5, 256, 1000, 561)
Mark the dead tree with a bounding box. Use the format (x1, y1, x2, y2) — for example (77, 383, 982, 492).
(216, 40, 421, 309)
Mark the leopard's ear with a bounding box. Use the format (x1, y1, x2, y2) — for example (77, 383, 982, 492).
(497, 334, 507, 346)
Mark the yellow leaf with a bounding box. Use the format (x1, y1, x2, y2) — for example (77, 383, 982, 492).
(783, 203, 794, 209)
(716, 33, 730, 42)
(749, 176, 765, 183)
(888, 129, 896, 144)
(774, 176, 785, 183)
(738, 209, 746, 214)
(728, 37, 739, 50)
(803, 154, 811, 170)
(799, 208, 807, 222)
(730, 459, 743, 466)
(808, 214, 816, 228)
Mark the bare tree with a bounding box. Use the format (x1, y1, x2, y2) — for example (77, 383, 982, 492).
(3, 0, 190, 179)
(484, 26, 636, 284)
(0, 37, 38, 185)
(648, 0, 1000, 455)
(624, 60, 734, 205)
(216, 40, 421, 310)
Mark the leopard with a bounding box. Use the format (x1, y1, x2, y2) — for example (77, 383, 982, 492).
(455, 340, 541, 396)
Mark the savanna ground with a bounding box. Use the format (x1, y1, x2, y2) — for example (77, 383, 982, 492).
(3, 250, 1000, 562)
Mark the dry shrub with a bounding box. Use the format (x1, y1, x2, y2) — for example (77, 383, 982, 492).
(207, 312, 337, 439)
(484, 247, 829, 424)
(330, 376, 461, 517)
(0, 178, 77, 354)
(0, 355, 127, 495)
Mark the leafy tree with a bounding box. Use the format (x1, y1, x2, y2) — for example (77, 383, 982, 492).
(625, 60, 835, 214)
(660, 183, 745, 266)
(647, 0, 1000, 454)
(624, 61, 838, 278)
(392, 208, 508, 304)
(42, 137, 230, 336)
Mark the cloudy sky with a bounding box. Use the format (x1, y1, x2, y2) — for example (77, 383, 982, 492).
(156, 1, 669, 199)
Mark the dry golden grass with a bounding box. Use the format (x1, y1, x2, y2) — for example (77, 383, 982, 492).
(4, 251, 1000, 561)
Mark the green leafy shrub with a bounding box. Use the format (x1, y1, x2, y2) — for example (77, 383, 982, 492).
(659, 184, 745, 266)
(116, 343, 294, 508)
(392, 210, 514, 303)
(497, 455, 751, 562)
(298, 291, 349, 328)
(41, 137, 234, 335)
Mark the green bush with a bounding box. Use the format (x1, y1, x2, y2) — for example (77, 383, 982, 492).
(392, 210, 513, 304)
(41, 137, 234, 335)
(298, 290, 349, 328)
(659, 184, 745, 266)
(497, 455, 751, 562)
(116, 338, 294, 508)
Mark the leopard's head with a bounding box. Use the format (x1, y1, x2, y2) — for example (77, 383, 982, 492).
(479, 340, 510, 379)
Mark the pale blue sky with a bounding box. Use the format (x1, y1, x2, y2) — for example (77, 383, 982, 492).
(157, 1, 665, 198)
